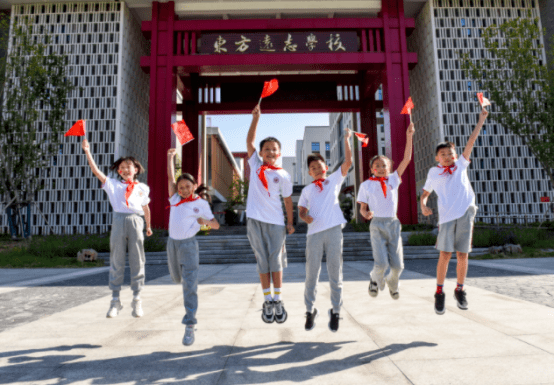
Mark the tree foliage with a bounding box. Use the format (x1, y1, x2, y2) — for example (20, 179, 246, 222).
(460, 12, 554, 195)
(0, 16, 74, 211)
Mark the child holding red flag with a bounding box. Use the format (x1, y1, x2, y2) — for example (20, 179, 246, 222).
(81, 138, 152, 318)
(357, 122, 415, 300)
(246, 104, 294, 324)
(166, 149, 220, 346)
(420, 108, 489, 315)
(298, 128, 352, 332)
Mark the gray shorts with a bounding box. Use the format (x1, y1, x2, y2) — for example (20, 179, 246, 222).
(247, 218, 287, 274)
(436, 206, 478, 253)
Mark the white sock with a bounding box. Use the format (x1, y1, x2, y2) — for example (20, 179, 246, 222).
(263, 287, 272, 302)
(274, 287, 282, 301)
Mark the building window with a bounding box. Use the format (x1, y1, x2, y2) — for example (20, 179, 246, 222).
(311, 142, 320, 153)
(325, 142, 330, 159)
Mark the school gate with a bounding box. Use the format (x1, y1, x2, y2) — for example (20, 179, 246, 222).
(140, 0, 418, 229)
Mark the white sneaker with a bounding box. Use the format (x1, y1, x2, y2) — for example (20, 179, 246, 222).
(131, 299, 144, 318)
(183, 325, 195, 346)
(106, 300, 123, 318)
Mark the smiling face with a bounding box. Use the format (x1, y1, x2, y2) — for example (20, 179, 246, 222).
(308, 159, 328, 180)
(177, 178, 197, 199)
(118, 160, 138, 181)
(260, 140, 281, 165)
(371, 157, 391, 178)
(436, 147, 457, 167)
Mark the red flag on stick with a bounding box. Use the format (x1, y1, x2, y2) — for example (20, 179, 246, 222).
(477, 92, 491, 107)
(400, 97, 414, 115)
(64, 120, 86, 137)
(171, 120, 194, 145)
(354, 132, 369, 148)
(259, 79, 279, 105)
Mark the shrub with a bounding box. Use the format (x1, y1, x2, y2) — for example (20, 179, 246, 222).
(352, 222, 370, 232)
(408, 232, 437, 246)
(402, 224, 435, 232)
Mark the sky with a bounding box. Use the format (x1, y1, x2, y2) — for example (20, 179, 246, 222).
(207, 113, 330, 157)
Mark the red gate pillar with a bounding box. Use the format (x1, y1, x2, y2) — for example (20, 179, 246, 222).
(147, 1, 176, 228)
(181, 73, 202, 184)
(380, 0, 418, 224)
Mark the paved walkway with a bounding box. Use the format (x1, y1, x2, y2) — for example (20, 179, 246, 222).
(0, 258, 553, 384)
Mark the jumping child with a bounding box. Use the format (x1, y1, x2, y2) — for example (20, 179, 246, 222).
(357, 122, 415, 300)
(246, 104, 295, 324)
(166, 149, 220, 346)
(82, 138, 152, 318)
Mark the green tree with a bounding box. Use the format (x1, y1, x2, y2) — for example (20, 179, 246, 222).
(460, 13, 554, 202)
(0, 16, 74, 238)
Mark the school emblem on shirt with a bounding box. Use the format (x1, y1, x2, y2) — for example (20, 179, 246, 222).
(324, 180, 330, 185)
(273, 177, 279, 183)
(138, 191, 144, 197)
(193, 207, 200, 213)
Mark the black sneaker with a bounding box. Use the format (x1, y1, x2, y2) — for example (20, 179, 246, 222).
(454, 289, 468, 310)
(262, 300, 274, 323)
(368, 281, 379, 297)
(328, 309, 340, 332)
(305, 308, 318, 331)
(273, 300, 288, 323)
(434, 292, 446, 315)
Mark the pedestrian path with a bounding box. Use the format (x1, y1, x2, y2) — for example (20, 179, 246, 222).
(0, 260, 553, 384)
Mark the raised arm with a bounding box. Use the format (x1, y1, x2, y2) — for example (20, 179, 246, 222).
(246, 105, 261, 158)
(396, 122, 415, 177)
(341, 128, 352, 177)
(167, 149, 177, 197)
(463, 108, 489, 162)
(82, 138, 107, 185)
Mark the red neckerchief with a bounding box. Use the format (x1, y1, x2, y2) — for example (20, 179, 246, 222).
(369, 176, 388, 198)
(257, 163, 282, 196)
(166, 194, 200, 209)
(123, 180, 139, 207)
(312, 178, 325, 192)
(438, 164, 458, 175)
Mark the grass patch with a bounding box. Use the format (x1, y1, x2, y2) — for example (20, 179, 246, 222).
(0, 228, 168, 268)
(407, 232, 437, 246)
(472, 228, 554, 248)
(401, 224, 435, 232)
(352, 222, 370, 232)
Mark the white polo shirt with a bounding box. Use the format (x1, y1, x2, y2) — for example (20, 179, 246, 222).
(168, 194, 214, 240)
(102, 177, 150, 215)
(357, 171, 401, 218)
(246, 151, 293, 226)
(422, 155, 476, 225)
(298, 169, 347, 236)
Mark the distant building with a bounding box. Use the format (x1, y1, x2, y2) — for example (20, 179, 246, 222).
(281, 157, 296, 184)
(297, 126, 331, 185)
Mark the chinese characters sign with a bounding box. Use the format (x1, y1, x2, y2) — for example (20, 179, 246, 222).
(201, 32, 358, 54)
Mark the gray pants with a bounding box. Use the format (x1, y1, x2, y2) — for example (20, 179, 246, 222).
(109, 213, 146, 292)
(247, 218, 287, 274)
(369, 217, 404, 292)
(304, 225, 343, 314)
(167, 237, 199, 325)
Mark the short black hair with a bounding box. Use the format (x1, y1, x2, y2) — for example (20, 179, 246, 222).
(110, 157, 145, 180)
(259, 137, 281, 152)
(307, 153, 325, 169)
(436, 141, 456, 155)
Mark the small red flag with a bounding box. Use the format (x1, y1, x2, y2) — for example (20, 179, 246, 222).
(477, 92, 491, 107)
(540, 196, 550, 203)
(260, 79, 279, 99)
(171, 120, 194, 145)
(64, 120, 86, 137)
(400, 97, 414, 115)
(354, 132, 369, 148)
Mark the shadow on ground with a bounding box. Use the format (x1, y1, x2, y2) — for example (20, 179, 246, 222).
(0, 341, 437, 384)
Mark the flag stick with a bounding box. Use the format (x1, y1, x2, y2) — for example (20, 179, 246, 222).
(258, 96, 262, 105)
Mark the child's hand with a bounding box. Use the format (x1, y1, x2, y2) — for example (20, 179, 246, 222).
(82, 138, 90, 153)
(344, 127, 352, 140)
(304, 215, 314, 224)
(407, 122, 415, 137)
(421, 205, 433, 217)
(362, 210, 374, 220)
(197, 218, 205, 225)
(479, 108, 489, 121)
(145, 227, 153, 237)
(252, 104, 261, 119)
(286, 223, 295, 234)
(167, 148, 177, 158)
